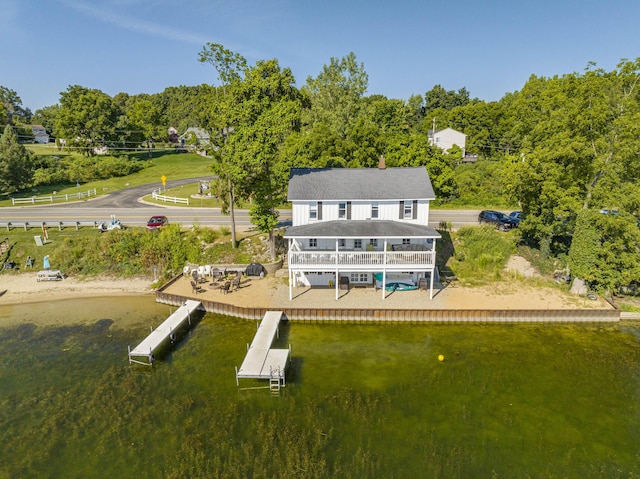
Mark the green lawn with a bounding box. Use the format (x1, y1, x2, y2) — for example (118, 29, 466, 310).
(2, 149, 214, 207)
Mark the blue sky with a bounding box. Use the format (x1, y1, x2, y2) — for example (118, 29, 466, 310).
(2, 0, 640, 112)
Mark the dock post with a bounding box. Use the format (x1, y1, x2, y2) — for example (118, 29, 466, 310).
(235, 366, 239, 387)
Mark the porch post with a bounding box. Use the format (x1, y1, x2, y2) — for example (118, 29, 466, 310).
(288, 238, 293, 301)
(335, 239, 339, 300)
(382, 240, 388, 300)
(429, 268, 434, 300)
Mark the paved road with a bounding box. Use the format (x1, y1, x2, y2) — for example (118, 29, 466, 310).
(0, 178, 482, 229)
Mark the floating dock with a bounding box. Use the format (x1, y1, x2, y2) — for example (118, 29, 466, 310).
(128, 300, 201, 365)
(236, 311, 291, 391)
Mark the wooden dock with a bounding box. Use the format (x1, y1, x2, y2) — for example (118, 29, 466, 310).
(128, 300, 201, 365)
(235, 311, 291, 391)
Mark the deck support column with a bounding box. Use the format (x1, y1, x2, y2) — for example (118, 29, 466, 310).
(429, 268, 435, 299)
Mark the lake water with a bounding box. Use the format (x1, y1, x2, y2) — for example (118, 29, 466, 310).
(1, 296, 639, 478)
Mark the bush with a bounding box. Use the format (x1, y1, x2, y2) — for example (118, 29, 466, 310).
(448, 226, 517, 283)
(1, 226, 261, 281)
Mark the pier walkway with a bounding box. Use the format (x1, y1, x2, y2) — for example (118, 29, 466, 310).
(236, 311, 290, 391)
(128, 299, 201, 365)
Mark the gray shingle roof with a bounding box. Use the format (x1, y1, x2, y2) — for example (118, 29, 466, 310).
(287, 167, 436, 201)
(284, 220, 441, 239)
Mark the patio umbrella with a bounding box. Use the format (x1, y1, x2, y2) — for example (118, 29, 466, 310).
(43, 255, 50, 269)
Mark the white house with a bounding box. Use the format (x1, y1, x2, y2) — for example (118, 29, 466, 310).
(284, 158, 441, 301)
(179, 127, 209, 146)
(30, 125, 49, 144)
(428, 127, 466, 157)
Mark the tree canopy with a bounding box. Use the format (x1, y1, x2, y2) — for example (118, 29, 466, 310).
(0, 124, 36, 194)
(4, 52, 640, 293)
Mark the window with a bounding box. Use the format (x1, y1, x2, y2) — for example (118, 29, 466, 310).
(309, 238, 317, 248)
(402, 238, 411, 245)
(371, 202, 379, 219)
(309, 202, 317, 220)
(350, 273, 369, 283)
(404, 200, 413, 219)
(354, 239, 362, 249)
(369, 239, 378, 247)
(338, 238, 346, 248)
(338, 202, 346, 219)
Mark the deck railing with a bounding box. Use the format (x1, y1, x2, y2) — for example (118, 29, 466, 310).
(288, 250, 435, 268)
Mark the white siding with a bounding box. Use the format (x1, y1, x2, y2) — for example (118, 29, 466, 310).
(291, 199, 431, 226)
(430, 127, 466, 154)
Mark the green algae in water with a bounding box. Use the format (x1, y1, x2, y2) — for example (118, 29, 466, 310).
(1, 298, 640, 478)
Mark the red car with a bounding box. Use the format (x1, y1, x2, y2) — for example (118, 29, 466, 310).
(146, 215, 169, 230)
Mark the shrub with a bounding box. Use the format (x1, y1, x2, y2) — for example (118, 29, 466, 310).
(448, 226, 517, 283)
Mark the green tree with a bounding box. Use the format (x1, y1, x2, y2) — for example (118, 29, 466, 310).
(126, 97, 162, 157)
(425, 84, 473, 113)
(223, 59, 303, 259)
(199, 43, 250, 248)
(0, 124, 36, 194)
(0, 86, 31, 125)
(54, 85, 119, 155)
(503, 59, 640, 291)
(302, 52, 368, 139)
(32, 105, 60, 136)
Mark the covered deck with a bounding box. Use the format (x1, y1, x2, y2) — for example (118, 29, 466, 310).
(285, 220, 441, 300)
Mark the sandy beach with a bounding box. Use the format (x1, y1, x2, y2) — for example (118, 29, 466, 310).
(0, 272, 155, 305)
(0, 262, 613, 312)
(0, 272, 610, 310)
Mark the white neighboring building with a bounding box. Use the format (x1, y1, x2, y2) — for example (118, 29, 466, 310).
(284, 159, 441, 300)
(428, 127, 466, 157)
(30, 125, 49, 144)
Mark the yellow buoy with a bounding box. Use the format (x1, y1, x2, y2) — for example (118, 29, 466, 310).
(438, 355, 444, 362)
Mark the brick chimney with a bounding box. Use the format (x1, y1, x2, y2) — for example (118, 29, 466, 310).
(378, 155, 386, 169)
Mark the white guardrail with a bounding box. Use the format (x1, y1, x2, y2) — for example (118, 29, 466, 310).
(11, 189, 98, 205)
(152, 188, 189, 205)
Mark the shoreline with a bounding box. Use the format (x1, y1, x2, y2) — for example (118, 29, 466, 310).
(0, 272, 155, 306)
(0, 271, 616, 315)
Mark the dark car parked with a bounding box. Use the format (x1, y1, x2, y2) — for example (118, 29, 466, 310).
(146, 215, 169, 230)
(478, 210, 518, 231)
(508, 211, 523, 226)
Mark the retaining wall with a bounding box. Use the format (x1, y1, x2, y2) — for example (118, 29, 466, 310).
(155, 290, 620, 323)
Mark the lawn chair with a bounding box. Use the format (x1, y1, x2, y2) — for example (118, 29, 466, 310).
(203, 265, 212, 279)
(190, 280, 200, 294)
(231, 276, 241, 291)
(219, 281, 231, 294)
(211, 268, 222, 280)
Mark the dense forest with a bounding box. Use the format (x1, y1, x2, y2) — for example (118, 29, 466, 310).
(1, 46, 639, 294)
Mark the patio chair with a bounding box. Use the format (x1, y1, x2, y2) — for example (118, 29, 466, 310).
(211, 268, 222, 280)
(203, 265, 212, 278)
(220, 281, 231, 294)
(231, 276, 241, 291)
(190, 280, 200, 294)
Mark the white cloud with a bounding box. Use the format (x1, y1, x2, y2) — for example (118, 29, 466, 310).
(58, 0, 211, 45)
